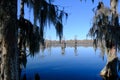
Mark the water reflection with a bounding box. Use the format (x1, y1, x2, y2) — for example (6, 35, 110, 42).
(34, 73, 40, 80)
(46, 40, 52, 56)
(61, 40, 66, 55)
(21, 73, 40, 80)
(74, 44, 78, 56)
(74, 37, 78, 56)
(20, 46, 120, 80)
(101, 75, 120, 80)
(61, 46, 65, 55)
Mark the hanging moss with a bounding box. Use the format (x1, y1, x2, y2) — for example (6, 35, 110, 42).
(88, 1, 120, 54)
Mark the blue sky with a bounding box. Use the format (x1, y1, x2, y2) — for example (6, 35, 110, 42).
(18, 0, 118, 40)
(47, 0, 96, 40)
(45, 0, 113, 40)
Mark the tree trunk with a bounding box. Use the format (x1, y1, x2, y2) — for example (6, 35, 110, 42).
(0, 28, 2, 75)
(100, 45, 118, 77)
(100, 0, 119, 78)
(0, 0, 19, 80)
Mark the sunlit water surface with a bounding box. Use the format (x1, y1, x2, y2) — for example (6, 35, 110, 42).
(21, 46, 107, 80)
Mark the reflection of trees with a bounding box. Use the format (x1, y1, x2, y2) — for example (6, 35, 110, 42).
(41, 44, 45, 53)
(0, 0, 68, 79)
(61, 39, 66, 55)
(88, 1, 120, 77)
(45, 45, 52, 56)
(46, 39, 52, 56)
(61, 46, 65, 55)
(74, 46, 78, 56)
(34, 73, 40, 80)
(74, 35, 78, 56)
(21, 73, 40, 80)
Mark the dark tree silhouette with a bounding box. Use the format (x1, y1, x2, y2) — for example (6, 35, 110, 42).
(88, 0, 120, 77)
(0, 0, 68, 80)
(18, 0, 68, 55)
(0, 0, 19, 80)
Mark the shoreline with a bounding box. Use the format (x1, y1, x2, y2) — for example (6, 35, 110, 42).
(45, 40, 93, 47)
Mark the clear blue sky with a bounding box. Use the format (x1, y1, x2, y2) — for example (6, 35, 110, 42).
(18, 0, 119, 40)
(45, 0, 112, 40)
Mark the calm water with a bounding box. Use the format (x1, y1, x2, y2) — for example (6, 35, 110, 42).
(21, 46, 107, 80)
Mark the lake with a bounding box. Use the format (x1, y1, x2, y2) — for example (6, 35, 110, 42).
(21, 46, 107, 80)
